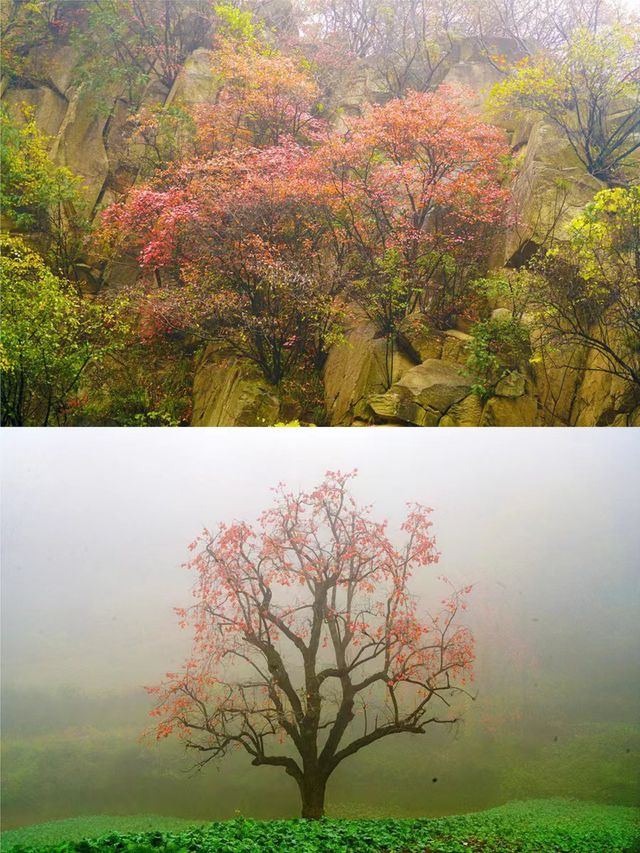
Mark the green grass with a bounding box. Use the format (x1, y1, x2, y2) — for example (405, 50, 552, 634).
(1, 800, 638, 853)
(0, 819, 204, 851)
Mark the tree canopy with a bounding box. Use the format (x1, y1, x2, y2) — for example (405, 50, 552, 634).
(147, 471, 475, 818)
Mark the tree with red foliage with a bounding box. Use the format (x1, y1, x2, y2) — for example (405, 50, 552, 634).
(317, 86, 511, 317)
(314, 87, 511, 382)
(101, 87, 509, 388)
(193, 35, 325, 152)
(100, 141, 344, 384)
(147, 471, 475, 819)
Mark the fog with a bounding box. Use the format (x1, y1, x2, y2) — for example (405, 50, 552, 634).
(1, 429, 639, 827)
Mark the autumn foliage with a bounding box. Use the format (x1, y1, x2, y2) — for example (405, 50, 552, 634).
(4, 0, 640, 424)
(101, 81, 510, 386)
(316, 88, 511, 328)
(101, 140, 344, 383)
(147, 471, 475, 818)
(193, 36, 324, 152)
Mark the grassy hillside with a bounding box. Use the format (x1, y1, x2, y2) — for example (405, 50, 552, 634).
(2, 800, 638, 853)
(3, 700, 637, 829)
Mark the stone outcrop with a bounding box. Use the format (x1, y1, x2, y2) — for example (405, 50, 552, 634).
(479, 391, 540, 426)
(252, 0, 295, 33)
(369, 360, 472, 426)
(4, 46, 113, 213)
(438, 393, 483, 427)
(166, 49, 220, 107)
(27, 42, 79, 95)
(397, 317, 444, 362)
(441, 331, 474, 365)
(505, 120, 604, 264)
(49, 86, 111, 212)
(324, 323, 416, 425)
(570, 349, 640, 427)
(192, 345, 280, 427)
(441, 37, 530, 122)
(3, 86, 68, 139)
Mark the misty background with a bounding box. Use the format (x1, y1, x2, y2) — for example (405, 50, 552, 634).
(1, 429, 639, 827)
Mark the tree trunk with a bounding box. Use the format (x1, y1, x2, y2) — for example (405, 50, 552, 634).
(299, 774, 327, 819)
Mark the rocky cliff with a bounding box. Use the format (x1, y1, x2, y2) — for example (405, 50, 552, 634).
(3, 13, 638, 427)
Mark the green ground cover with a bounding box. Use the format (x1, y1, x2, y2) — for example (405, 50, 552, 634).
(1, 800, 638, 853)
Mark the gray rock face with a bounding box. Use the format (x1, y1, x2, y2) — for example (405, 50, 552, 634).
(441, 37, 529, 113)
(28, 43, 80, 96)
(438, 394, 483, 427)
(397, 315, 444, 363)
(4, 42, 114, 213)
(441, 61, 504, 110)
(441, 330, 473, 365)
(491, 308, 512, 323)
(329, 61, 385, 131)
(3, 86, 68, 139)
(49, 85, 111, 212)
(251, 0, 294, 32)
(570, 347, 640, 427)
(369, 360, 472, 426)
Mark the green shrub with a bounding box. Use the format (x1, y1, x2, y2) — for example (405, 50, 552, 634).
(466, 316, 530, 399)
(0, 236, 126, 425)
(2, 801, 638, 853)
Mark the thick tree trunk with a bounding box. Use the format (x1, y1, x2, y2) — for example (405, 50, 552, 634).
(299, 774, 327, 819)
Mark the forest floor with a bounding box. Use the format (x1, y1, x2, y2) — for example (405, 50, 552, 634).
(1, 800, 638, 853)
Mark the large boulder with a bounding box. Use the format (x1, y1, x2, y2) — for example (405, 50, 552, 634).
(3, 40, 113, 212)
(528, 319, 639, 426)
(368, 359, 472, 426)
(477, 368, 540, 425)
(441, 330, 473, 365)
(441, 37, 529, 111)
(324, 323, 416, 425)
(331, 63, 385, 130)
(397, 315, 444, 362)
(192, 345, 280, 426)
(505, 120, 604, 264)
(251, 0, 295, 32)
(479, 392, 540, 426)
(441, 61, 504, 110)
(438, 393, 483, 427)
(26, 43, 79, 96)
(397, 322, 471, 365)
(612, 406, 640, 427)
(529, 336, 586, 426)
(494, 370, 527, 398)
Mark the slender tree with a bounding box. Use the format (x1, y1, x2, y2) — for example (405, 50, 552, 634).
(314, 87, 511, 383)
(531, 186, 640, 390)
(490, 25, 640, 185)
(147, 471, 475, 818)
